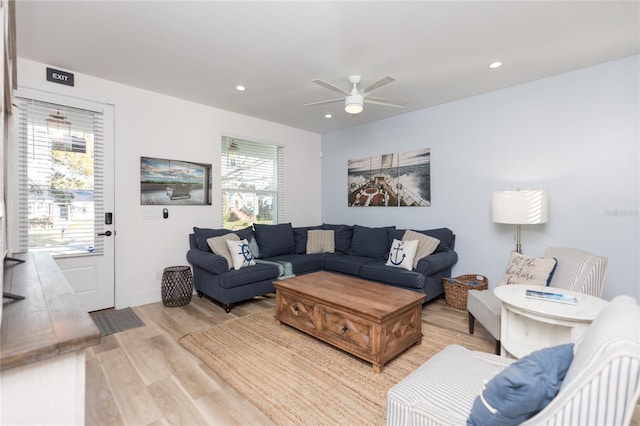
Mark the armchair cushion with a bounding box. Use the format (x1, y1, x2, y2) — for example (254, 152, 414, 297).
(499, 252, 557, 286)
(468, 343, 574, 426)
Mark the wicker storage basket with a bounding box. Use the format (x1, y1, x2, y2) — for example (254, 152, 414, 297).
(442, 274, 489, 310)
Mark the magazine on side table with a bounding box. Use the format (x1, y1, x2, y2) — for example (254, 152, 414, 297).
(525, 289, 578, 305)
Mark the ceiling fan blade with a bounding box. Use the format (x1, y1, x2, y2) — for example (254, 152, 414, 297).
(311, 79, 350, 95)
(303, 97, 344, 107)
(364, 96, 407, 108)
(360, 76, 397, 96)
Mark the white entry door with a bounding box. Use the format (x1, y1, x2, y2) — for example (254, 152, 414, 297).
(55, 104, 115, 312)
(13, 92, 115, 312)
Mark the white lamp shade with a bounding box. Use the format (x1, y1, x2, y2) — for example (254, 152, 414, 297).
(492, 190, 548, 224)
(345, 94, 363, 114)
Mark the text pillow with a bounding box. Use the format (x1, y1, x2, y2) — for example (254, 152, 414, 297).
(207, 233, 240, 270)
(499, 252, 557, 286)
(306, 230, 335, 254)
(226, 239, 256, 270)
(468, 343, 574, 426)
(385, 239, 418, 271)
(403, 229, 440, 268)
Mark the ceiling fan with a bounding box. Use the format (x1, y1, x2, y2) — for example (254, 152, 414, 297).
(304, 75, 407, 115)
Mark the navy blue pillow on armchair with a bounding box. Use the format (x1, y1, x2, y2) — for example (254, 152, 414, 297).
(254, 223, 296, 258)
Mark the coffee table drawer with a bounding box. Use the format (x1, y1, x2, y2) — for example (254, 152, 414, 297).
(276, 291, 316, 330)
(321, 307, 372, 351)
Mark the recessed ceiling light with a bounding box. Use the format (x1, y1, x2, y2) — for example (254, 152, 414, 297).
(489, 62, 502, 69)
(235, 85, 246, 92)
(324, 114, 332, 119)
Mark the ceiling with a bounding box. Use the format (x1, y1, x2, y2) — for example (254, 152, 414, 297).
(16, 1, 640, 135)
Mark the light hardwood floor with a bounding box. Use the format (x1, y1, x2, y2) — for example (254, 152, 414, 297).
(86, 294, 639, 425)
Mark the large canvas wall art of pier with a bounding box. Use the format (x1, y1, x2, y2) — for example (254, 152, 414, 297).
(140, 156, 212, 205)
(348, 148, 430, 207)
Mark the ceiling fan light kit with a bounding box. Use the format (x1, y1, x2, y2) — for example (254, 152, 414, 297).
(345, 94, 364, 114)
(304, 74, 406, 115)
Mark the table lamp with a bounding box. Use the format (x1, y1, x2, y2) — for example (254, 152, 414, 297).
(492, 189, 548, 254)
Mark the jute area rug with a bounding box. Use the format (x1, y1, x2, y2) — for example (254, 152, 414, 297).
(179, 309, 494, 425)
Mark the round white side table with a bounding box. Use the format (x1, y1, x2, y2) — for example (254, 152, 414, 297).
(494, 284, 608, 358)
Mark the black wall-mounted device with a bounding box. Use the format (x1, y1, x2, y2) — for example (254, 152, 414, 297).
(163, 208, 169, 219)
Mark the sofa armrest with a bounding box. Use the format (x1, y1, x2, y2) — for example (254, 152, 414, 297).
(187, 249, 229, 274)
(415, 250, 458, 275)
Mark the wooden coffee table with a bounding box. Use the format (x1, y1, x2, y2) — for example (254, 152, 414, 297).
(274, 271, 425, 373)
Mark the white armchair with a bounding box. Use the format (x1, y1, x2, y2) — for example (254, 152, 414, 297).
(387, 295, 640, 425)
(466, 247, 608, 352)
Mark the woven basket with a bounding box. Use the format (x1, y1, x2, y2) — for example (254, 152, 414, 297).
(161, 266, 194, 307)
(442, 274, 489, 310)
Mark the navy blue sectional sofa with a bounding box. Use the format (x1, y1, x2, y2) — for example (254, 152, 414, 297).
(187, 223, 457, 312)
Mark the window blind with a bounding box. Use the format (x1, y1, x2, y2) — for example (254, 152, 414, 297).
(221, 136, 283, 228)
(15, 96, 104, 256)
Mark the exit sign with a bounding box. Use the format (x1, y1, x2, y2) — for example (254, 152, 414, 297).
(46, 67, 74, 87)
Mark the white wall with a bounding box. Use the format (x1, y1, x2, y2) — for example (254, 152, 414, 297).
(322, 56, 640, 301)
(16, 58, 322, 308)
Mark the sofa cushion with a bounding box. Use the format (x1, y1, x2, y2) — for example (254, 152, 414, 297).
(206, 233, 240, 269)
(348, 225, 395, 259)
(360, 262, 426, 290)
(385, 238, 418, 271)
(193, 226, 254, 252)
(499, 252, 557, 286)
(323, 254, 377, 276)
(265, 253, 326, 276)
(468, 343, 574, 426)
(307, 230, 335, 254)
(194, 226, 233, 252)
(234, 226, 255, 242)
(403, 229, 440, 268)
(217, 263, 282, 289)
(254, 223, 296, 258)
(293, 226, 322, 254)
(248, 236, 261, 258)
(391, 227, 454, 252)
(321, 224, 354, 253)
(226, 239, 256, 270)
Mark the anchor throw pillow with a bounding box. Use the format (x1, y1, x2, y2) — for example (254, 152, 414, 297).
(226, 239, 256, 270)
(385, 239, 419, 271)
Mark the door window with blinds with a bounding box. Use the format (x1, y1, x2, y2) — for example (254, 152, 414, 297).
(221, 136, 283, 229)
(15, 97, 105, 256)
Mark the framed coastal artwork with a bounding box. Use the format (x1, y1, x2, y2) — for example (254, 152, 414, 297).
(140, 156, 212, 205)
(348, 148, 430, 207)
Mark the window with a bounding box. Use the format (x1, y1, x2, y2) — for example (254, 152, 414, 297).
(15, 96, 104, 256)
(221, 136, 283, 229)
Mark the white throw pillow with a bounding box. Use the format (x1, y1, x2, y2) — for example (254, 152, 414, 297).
(499, 252, 557, 286)
(306, 230, 335, 254)
(403, 229, 440, 268)
(207, 233, 240, 270)
(226, 239, 256, 270)
(385, 239, 419, 271)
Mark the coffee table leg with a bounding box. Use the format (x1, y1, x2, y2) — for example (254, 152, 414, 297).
(373, 363, 383, 374)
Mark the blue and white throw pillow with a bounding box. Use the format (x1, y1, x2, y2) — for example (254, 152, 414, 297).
(226, 239, 256, 270)
(467, 343, 574, 426)
(385, 238, 419, 271)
